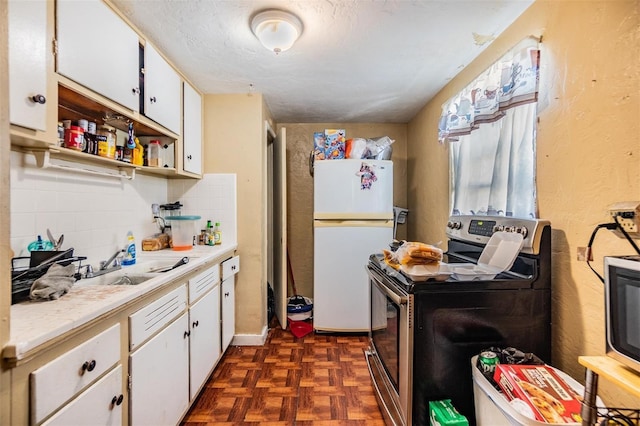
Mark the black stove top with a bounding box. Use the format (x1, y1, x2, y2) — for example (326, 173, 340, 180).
(368, 215, 552, 293)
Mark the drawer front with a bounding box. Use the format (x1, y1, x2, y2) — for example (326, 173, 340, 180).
(31, 324, 121, 424)
(188, 264, 219, 304)
(129, 284, 187, 350)
(41, 365, 123, 426)
(221, 256, 240, 281)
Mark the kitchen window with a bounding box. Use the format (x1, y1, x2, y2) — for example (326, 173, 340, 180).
(439, 37, 540, 219)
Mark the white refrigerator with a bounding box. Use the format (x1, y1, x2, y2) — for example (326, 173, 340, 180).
(313, 159, 394, 332)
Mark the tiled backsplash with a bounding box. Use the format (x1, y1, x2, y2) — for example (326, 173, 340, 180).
(10, 150, 236, 266)
(168, 174, 237, 246)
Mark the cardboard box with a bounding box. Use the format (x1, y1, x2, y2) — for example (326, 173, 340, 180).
(494, 364, 583, 423)
(324, 129, 345, 159)
(429, 399, 469, 426)
(313, 132, 327, 161)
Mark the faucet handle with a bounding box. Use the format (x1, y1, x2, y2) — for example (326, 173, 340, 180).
(78, 264, 94, 279)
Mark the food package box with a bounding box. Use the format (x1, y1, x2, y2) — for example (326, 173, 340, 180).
(493, 364, 583, 424)
(451, 231, 524, 281)
(324, 129, 345, 159)
(400, 262, 452, 282)
(313, 132, 327, 161)
(429, 399, 469, 426)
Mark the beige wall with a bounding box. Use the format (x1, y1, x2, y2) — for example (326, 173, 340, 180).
(203, 93, 268, 336)
(278, 123, 407, 300)
(408, 0, 640, 406)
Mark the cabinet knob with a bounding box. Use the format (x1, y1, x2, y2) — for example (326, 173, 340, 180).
(192, 320, 199, 328)
(81, 359, 96, 373)
(187, 155, 192, 160)
(132, 87, 140, 95)
(232, 265, 236, 271)
(224, 292, 230, 297)
(150, 96, 157, 104)
(111, 394, 124, 407)
(183, 330, 190, 339)
(30, 94, 46, 104)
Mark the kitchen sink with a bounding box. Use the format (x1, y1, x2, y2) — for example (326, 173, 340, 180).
(106, 274, 154, 286)
(124, 257, 190, 274)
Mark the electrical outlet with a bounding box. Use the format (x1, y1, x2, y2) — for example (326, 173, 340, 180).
(608, 201, 640, 238)
(577, 247, 592, 261)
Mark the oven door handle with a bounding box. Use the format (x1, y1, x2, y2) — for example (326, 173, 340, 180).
(369, 269, 408, 305)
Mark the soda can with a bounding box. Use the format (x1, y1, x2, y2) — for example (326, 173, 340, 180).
(478, 351, 499, 377)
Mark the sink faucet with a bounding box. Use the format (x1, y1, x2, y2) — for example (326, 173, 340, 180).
(100, 249, 124, 271)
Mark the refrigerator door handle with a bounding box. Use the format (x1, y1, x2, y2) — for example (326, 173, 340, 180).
(308, 150, 314, 177)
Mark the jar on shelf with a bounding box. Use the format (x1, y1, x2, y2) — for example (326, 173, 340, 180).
(64, 125, 84, 151)
(147, 140, 162, 167)
(96, 125, 117, 159)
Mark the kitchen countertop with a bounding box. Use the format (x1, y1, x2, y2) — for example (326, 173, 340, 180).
(4, 243, 237, 362)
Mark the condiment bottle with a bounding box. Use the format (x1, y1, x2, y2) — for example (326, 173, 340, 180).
(148, 140, 162, 167)
(97, 125, 117, 159)
(213, 222, 222, 245)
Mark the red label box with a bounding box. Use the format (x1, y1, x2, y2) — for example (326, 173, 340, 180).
(494, 364, 583, 423)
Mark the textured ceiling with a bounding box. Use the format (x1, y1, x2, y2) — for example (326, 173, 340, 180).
(110, 0, 534, 123)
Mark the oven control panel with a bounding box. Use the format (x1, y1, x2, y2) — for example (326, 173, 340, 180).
(446, 215, 550, 254)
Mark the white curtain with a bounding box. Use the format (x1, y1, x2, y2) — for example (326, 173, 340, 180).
(440, 37, 540, 219)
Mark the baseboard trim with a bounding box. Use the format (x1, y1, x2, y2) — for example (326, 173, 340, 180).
(230, 325, 268, 346)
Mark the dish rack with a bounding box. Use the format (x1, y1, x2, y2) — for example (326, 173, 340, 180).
(11, 253, 87, 304)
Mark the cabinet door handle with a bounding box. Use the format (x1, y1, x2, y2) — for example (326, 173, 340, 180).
(192, 320, 199, 328)
(81, 359, 96, 373)
(111, 394, 124, 407)
(150, 96, 157, 104)
(187, 155, 192, 160)
(30, 94, 46, 104)
(183, 330, 190, 339)
(224, 292, 230, 297)
(131, 87, 140, 95)
(231, 265, 236, 271)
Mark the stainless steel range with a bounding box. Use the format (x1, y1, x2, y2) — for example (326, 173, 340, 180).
(365, 215, 552, 426)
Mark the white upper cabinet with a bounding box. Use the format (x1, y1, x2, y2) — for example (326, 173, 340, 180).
(144, 42, 181, 135)
(8, 0, 48, 131)
(182, 82, 203, 175)
(56, 0, 140, 111)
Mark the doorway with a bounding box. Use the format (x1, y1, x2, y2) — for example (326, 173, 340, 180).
(266, 122, 287, 329)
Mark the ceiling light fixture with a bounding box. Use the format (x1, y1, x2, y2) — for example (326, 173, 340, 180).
(251, 9, 303, 54)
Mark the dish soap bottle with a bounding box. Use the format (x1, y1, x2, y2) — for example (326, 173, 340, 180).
(213, 222, 222, 245)
(122, 231, 136, 266)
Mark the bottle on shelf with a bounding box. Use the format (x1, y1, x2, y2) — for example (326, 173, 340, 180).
(148, 140, 162, 167)
(213, 222, 222, 245)
(206, 220, 214, 246)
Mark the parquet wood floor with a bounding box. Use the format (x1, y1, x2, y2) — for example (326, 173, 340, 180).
(181, 323, 385, 425)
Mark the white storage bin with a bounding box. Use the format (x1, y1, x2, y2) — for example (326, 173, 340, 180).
(471, 355, 603, 426)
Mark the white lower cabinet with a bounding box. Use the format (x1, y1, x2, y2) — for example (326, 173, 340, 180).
(42, 365, 123, 426)
(189, 287, 221, 399)
(221, 256, 240, 352)
(30, 324, 121, 425)
(129, 285, 189, 426)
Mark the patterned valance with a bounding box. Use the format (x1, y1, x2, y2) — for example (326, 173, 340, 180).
(438, 37, 540, 143)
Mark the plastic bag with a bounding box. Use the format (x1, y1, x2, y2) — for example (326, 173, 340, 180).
(364, 136, 395, 159)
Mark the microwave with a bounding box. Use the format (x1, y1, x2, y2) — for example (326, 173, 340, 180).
(604, 255, 640, 373)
